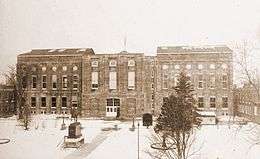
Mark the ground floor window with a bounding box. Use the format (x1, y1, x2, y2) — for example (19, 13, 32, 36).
(198, 97, 204, 108)
(106, 98, 120, 117)
(210, 97, 216, 108)
(222, 97, 228, 108)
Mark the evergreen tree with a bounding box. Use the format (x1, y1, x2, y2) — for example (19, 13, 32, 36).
(154, 72, 201, 159)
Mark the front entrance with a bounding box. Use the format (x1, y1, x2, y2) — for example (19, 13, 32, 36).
(106, 98, 120, 117)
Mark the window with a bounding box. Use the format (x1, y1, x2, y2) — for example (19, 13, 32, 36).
(163, 73, 168, 89)
(42, 75, 47, 89)
(174, 74, 179, 87)
(51, 97, 56, 108)
(106, 98, 120, 117)
(128, 72, 135, 89)
(91, 61, 99, 67)
(109, 60, 117, 67)
(31, 97, 36, 107)
(128, 60, 135, 66)
(62, 97, 67, 108)
(198, 64, 203, 70)
(222, 97, 228, 108)
(109, 72, 117, 90)
(22, 76, 27, 88)
(73, 66, 78, 71)
(198, 74, 203, 89)
(210, 97, 216, 108)
(198, 97, 204, 108)
(209, 64, 215, 69)
(222, 63, 227, 69)
(209, 74, 215, 89)
(72, 96, 78, 107)
(52, 66, 57, 71)
(42, 66, 46, 72)
(62, 75, 68, 89)
(32, 76, 37, 89)
(186, 64, 191, 70)
(162, 65, 168, 70)
(92, 72, 99, 89)
(52, 75, 57, 90)
(222, 75, 228, 89)
(73, 75, 79, 90)
(62, 66, 67, 71)
(41, 97, 46, 107)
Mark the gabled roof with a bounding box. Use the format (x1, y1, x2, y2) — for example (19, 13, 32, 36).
(157, 45, 232, 54)
(18, 48, 95, 57)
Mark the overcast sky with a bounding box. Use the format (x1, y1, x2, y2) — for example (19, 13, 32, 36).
(1, 0, 260, 82)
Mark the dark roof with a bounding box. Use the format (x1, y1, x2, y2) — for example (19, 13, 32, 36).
(157, 45, 232, 54)
(19, 48, 95, 56)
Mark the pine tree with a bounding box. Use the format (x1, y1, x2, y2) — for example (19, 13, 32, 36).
(154, 72, 201, 159)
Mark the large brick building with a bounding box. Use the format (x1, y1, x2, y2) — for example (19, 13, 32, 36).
(17, 45, 233, 118)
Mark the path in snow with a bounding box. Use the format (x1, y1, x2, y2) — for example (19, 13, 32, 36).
(64, 130, 113, 159)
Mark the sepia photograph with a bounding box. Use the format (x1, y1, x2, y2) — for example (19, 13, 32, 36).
(0, 0, 260, 159)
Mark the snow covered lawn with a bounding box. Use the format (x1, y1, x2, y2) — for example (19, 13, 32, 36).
(0, 116, 260, 159)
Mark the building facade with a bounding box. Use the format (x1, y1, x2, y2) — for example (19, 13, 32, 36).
(17, 45, 233, 118)
(0, 85, 15, 117)
(234, 84, 260, 123)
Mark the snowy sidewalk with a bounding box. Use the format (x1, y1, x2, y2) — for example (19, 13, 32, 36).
(64, 130, 113, 159)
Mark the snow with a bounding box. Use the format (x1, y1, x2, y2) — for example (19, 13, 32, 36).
(1, 116, 260, 159)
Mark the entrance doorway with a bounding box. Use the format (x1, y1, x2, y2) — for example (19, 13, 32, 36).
(106, 98, 120, 117)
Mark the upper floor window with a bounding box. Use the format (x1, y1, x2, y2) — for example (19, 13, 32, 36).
(128, 72, 135, 90)
(32, 75, 37, 89)
(52, 75, 57, 90)
(62, 97, 67, 108)
(91, 61, 99, 67)
(186, 64, 191, 70)
(73, 75, 79, 90)
(109, 71, 117, 90)
(42, 75, 47, 89)
(210, 97, 216, 108)
(198, 97, 204, 108)
(174, 64, 180, 69)
(209, 64, 215, 69)
(128, 60, 135, 67)
(73, 66, 78, 71)
(62, 75, 68, 89)
(41, 97, 46, 107)
(163, 73, 168, 89)
(62, 66, 67, 71)
(209, 74, 215, 89)
(51, 97, 56, 107)
(91, 72, 99, 89)
(109, 60, 117, 67)
(198, 74, 203, 89)
(222, 74, 228, 89)
(31, 97, 36, 108)
(198, 64, 203, 70)
(222, 97, 228, 108)
(52, 66, 57, 72)
(42, 66, 46, 72)
(162, 65, 168, 70)
(222, 63, 228, 70)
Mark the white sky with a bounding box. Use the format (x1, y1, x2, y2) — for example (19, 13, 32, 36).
(1, 0, 260, 82)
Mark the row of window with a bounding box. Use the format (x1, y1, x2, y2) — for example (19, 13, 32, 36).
(197, 97, 228, 108)
(32, 65, 79, 72)
(30, 96, 78, 108)
(91, 59, 135, 67)
(91, 71, 135, 90)
(30, 75, 79, 90)
(162, 74, 228, 89)
(162, 63, 228, 70)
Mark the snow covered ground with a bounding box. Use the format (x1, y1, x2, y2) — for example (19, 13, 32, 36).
(0, 115, 260, 159)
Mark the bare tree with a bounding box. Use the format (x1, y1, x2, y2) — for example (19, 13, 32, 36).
(234, 40, 260, 100)
(3, 64, 31, 130)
